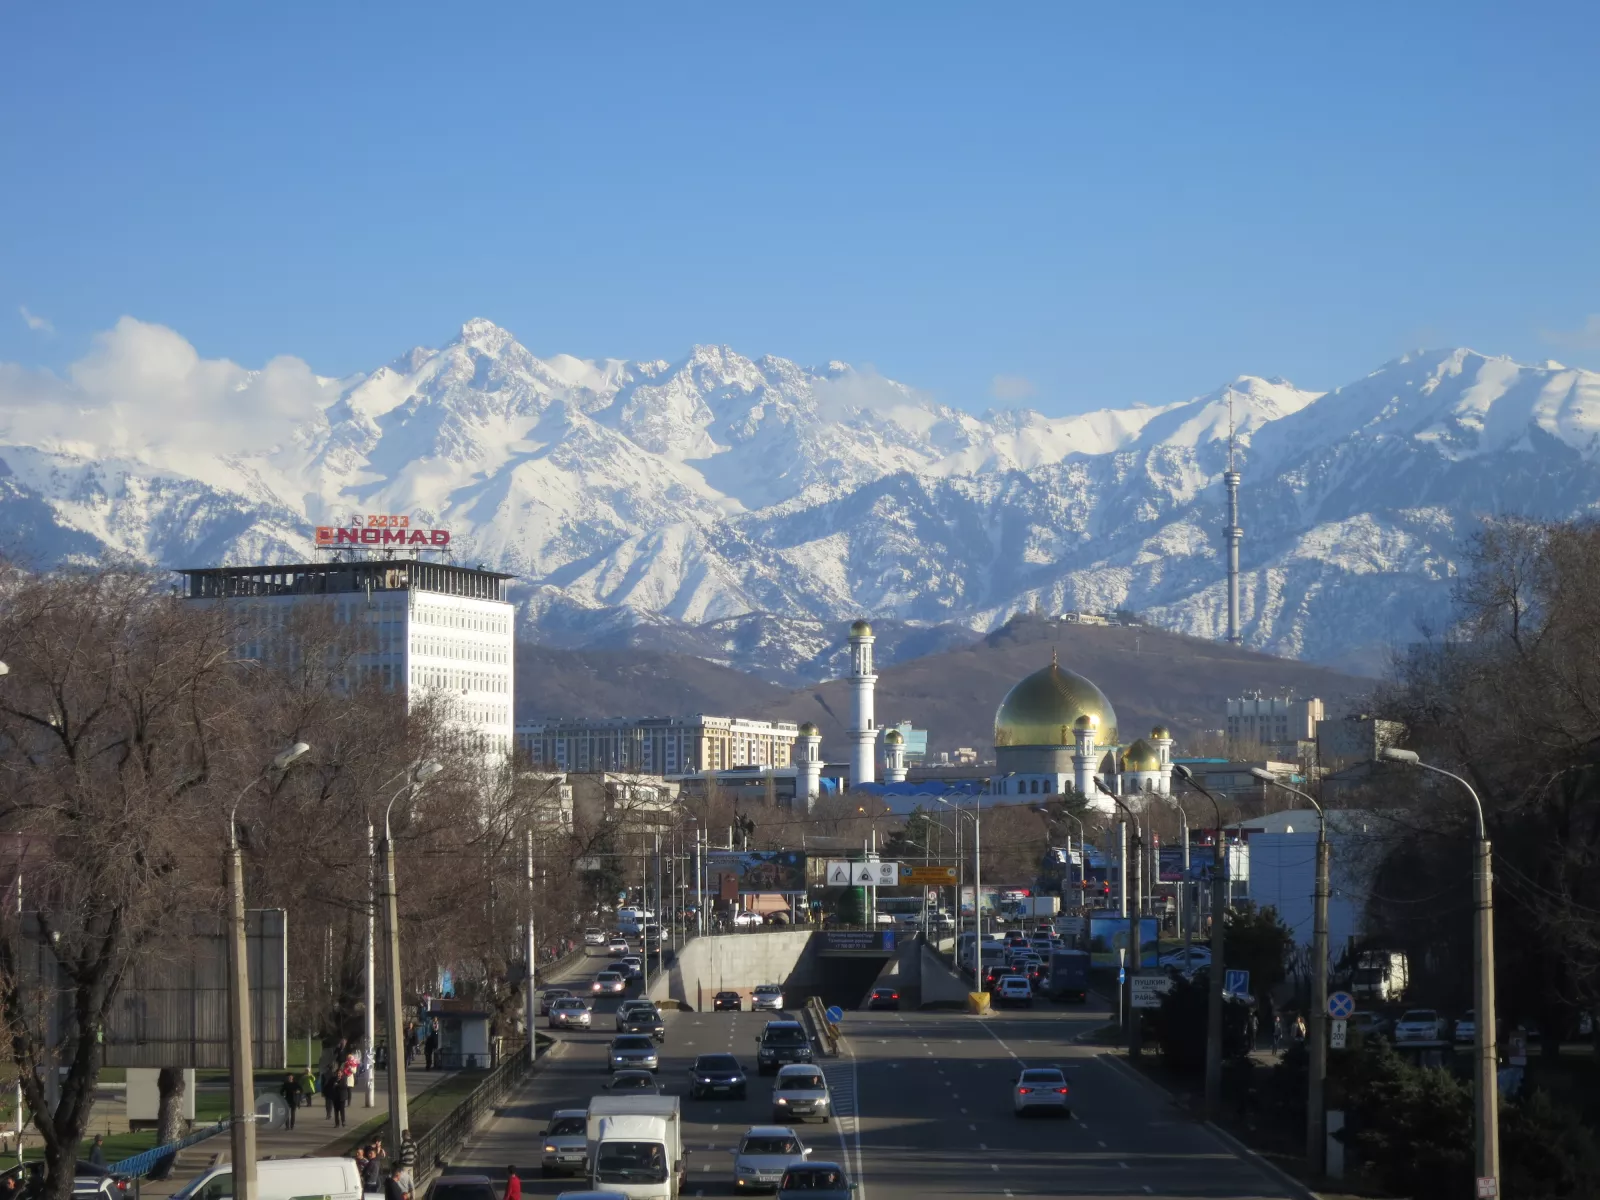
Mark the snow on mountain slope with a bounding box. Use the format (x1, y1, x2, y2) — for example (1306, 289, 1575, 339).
(2, 321, 1597, 672)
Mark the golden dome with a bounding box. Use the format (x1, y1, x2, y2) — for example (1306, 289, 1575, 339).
(994, 661, 1119, 748)
(1123, 737, 1161, 772)
(1150, 724, 1170, 739)
(884, 729, 904, 745)
(798, 722, 820, 737)
(849, 619, 873, 637)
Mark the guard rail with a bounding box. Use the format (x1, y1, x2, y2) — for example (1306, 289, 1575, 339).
(806, 996, 840, 1057)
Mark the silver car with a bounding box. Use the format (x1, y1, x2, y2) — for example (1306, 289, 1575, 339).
(1012, 1066, 1071, 1116)
(752, 984, 785, 1012)
(615, 999, 652, 1031)
(592, 971, 626, 996)
(771, 1065, 830, 1123)
(548, 998, 591, 1029)
(540, 1108, 589, 1176)
(733, 1127, 811, 1192)
(607, 1034, 660, 1073)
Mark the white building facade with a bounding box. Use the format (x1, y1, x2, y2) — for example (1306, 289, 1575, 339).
(1227, 694, 1325, 748)
(181, 559, 516, 756)
(516, 715, 798, 775)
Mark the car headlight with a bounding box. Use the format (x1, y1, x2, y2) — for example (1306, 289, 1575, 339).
(543, 1145, 555, 1153)
(775, 1097, 787, 1105)
(698, 1077, 712, 1084)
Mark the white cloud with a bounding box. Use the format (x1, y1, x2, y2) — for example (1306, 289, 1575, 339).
(810, 365, 932, 422)
(989, 373, 1036, 402)
(1540, 314, 1600, 350)
(18, 306, 53, 335)
(0, 316, 335, 462)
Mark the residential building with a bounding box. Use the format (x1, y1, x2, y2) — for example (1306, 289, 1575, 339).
(1226, 694, 1325, 751)
(180, 558, 515, 755)
(515, 715, 799, 775)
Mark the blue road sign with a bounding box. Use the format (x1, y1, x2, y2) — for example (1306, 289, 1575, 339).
(1328, 991, 1356, 1019)
(1118, 967, 1126, 985)
(1225, 969, 1249, 995)
(826, 1006, 844, 1024)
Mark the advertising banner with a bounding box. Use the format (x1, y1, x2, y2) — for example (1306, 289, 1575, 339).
(707, 851, 808, 893)
(1087, 915, 1160, 967)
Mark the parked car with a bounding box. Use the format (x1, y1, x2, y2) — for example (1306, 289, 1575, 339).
(3, 1160, 135, 1200)
(867, 986, 900, 1010)
(1352, 1010, 1388, 1040)
(1454, 1010, 1476, 1044)
(548, 998, 591, 1029)
(689, 1052, 749, 1099)
(714, 990, 742, 1012)
(752, 984, 785, 1012)
(771, 1064, 831, 1123)
(1158, 947, 1212, 972)
(778, 1164, 854, 1200)
(1394, 1009, 1445, 1042)
(539, 1108, 589, 1177)
(1011, 1067, 1071, 1116)
(733, 910, 764, 928)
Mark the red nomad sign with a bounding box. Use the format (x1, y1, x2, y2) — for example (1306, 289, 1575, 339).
(316, 525, 451, 549)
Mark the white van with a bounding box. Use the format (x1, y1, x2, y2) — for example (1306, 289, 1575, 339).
(173, 1158, 363, 1200)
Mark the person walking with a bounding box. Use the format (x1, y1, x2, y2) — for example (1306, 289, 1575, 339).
(1271, 1011, 1284, 1052)
(329, 1069, 348, 1128)
(280, 1074, 300, 1130)
(1294, 1013, 1307, 1044)
(88, 1135, 106, 1167)
(322, 1065, 336, 1120)
(302, 1066, 318, 1108)
(424, 1026, 439, 1071)
(503, 1166, 521, 1200)
(1246, 1007, 1260, 1053)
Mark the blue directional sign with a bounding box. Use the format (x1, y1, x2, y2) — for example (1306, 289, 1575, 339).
(825, 1006, 844, 1024)
(1118, 967, 1126, 985)
(1328, 991, 1355, 1019)
(1224, 969, 1249, 995)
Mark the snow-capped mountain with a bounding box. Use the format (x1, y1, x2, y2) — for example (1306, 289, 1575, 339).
(5, 319, 1598, 673)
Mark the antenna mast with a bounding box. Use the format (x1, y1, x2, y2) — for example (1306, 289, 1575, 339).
(1223, 386, 1243, 645)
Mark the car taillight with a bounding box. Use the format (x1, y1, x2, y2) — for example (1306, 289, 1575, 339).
(1056, 1087, 1069, 1094)
(891, 993, 899, 1000)
(1017, 1087, 1032, 1094)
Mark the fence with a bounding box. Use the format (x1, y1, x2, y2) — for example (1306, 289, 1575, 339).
(414, 1042, 536, 1175)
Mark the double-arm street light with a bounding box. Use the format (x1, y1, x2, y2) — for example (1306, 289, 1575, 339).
(1094, 780, 1146, 1057)
(377, 760, 444, 1152)
(1251, 767, 1330, 1174)
(935, 793, 981, 961)
(1170, 762, 1226, 1117)
(1381, 747, 1499, 1195)
(227, 742, 311, 1200)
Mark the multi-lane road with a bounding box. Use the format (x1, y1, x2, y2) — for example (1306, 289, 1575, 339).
(449, 955, 1300, 1199)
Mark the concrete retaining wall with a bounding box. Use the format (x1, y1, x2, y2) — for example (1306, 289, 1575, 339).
(650, 932, 819, 1011)
(919, 944, 972, 1009)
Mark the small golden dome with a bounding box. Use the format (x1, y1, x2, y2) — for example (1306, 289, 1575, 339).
(994, 661, 1119, 748)
(1123, 737, 1161, 772)
(884, 729, 904, 745)
(1150, 724, 1170, 739)
(798, 722, 820, 737)
(849, 619, 873, 637)
(1073, 715, 1095, 730)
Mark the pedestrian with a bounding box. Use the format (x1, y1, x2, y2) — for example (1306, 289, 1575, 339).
(424, 1026, 439, 1071)
(302, 1066, 317, 1107)
(397, 1128, 418, 1197)
(360, 1149, 381, 1194)
(343, 1050, 360, 1109)
(384, 1165, 407, 1200)
(1271, 1012, 1283, 1052)
(330, 1070, 348, 1128)
(88, 1135, 106, 1167)
(503, 1166, 520, 1200)
(404, 1022, 418, 1068)
(280, 1074, 300, 1130)
(322, 1066, 336, 1119)
(1294, 1013, 1307, 1043)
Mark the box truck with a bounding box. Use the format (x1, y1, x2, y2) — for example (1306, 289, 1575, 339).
(586, 1094, 685, 1199)
(1046, 948, 1090, 1002)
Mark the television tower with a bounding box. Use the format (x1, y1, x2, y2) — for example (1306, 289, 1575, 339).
(1224, 387, 1243, 645)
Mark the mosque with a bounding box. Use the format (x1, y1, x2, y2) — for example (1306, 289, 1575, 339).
(798, 620, 1175, 814)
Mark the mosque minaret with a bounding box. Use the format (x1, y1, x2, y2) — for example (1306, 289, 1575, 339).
(846, 619, 878, 785)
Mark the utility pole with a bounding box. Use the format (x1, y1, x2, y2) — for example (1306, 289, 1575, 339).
(1128, 815, 1143, 1058)
(1172, 764, 1226, 1118)
(365, 824, 376, 1107)
(524, 829, 537, 1056)
(226, 819, 257, 1200)
(654, 832, 663, 988)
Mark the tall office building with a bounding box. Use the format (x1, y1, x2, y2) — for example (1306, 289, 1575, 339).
(180, 558, 516, 755)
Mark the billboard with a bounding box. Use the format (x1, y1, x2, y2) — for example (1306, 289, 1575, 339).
(316, 515, 451, 550)
(706, 851, 807, 894)
(1087, 915, 1160, 967)
(102, 910, 287, 1069)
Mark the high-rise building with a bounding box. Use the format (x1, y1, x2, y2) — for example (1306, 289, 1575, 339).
(515, 715, 798, 775)
(180, 558, 516, 755)
(1226, 695, 1325, 750)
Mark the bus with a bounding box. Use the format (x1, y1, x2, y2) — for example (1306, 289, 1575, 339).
(875, 896, 924, 926)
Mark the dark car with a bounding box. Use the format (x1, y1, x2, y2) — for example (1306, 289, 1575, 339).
(3, 1160, 134, 1200)
(982, 964, 1008, 991)
(714, 991, 742, 1011)
(424, 1176, 499, 1200)
(867, 986, 900, 1010)
(622, 1005, 666, 1042)
(778, 1162, 854, 1200)
(688, 1052, 748, 1099)
(756, 1020, 814, 1075)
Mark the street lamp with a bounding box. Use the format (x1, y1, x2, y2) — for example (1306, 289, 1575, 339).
(1251, 767, 1330, 1173)
(378, 759, 444, 1153)
(1382, 747, 1499, 1195)
(1094, 780, 1146, 1058)
(226, 742, 311, 1200)
(1171, 762, 1226, 1118)
(935, 794, 981, 960)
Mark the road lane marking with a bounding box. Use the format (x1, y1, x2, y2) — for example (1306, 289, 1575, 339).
(1142, 1188, 1153, 1194)
(1118, 1161, 1129, 1169)
(978, 1143, 987, 1150)
(990, 1164, 1000, 1172)
(968, 1124, 976, 1131)
(1097, 1140, 1107, 1148)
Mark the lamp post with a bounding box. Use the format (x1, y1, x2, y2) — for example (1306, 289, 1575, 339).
(1252, 767, 1330, 1174)
(1155, 794, 1192, 967)
(1172, 763, 1226, 1118)
(1382, 748, 1499, 1194)
(1095, 780, 1145, 1058)
(936, 794, 981, 967)
(227, 742, 311, 1200)
(379, 760, 444, 1153)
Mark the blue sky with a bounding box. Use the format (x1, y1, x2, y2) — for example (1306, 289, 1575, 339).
(3, 2, 1597, 415)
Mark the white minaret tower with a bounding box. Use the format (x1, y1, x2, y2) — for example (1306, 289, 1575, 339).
(846, 619, 877, 786)
(1224, 386, 1243, 645)
(1071, 714, 1098, 799)
(796, 722, 823, 810)
(1150, 724, 1174, 796)
(883, 728, 907, 783)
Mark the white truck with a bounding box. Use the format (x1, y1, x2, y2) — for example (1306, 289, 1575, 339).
(586, 1094, 686, 1198)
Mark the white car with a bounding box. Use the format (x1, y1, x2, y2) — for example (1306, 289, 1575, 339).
(592, 971, 626, 996)
(1454, 1010, 1476, 1044)
(1012, 1066, 1071, 1116)
(1394, 1009, 1444, 1042)
(994, 975, 1033, 1007)
(583, 927, 606, 946)
(752, 984, 785, 1012)
(547, 998, 591, 1029)
(540, 1108, 589, 1176)
(732, 1126, 811, 1192)
(1158, 947, 1212, 972)
(733, 910, 764, 928)
(771, 1064, 831, 1123)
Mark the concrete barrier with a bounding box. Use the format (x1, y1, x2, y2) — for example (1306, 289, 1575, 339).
(918, 944, 973, 1009)
(806, 996, 840, 1057)
(651, 931, 818, 1010)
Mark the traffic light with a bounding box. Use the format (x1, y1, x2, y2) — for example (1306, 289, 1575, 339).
(1101, 882, 1111, 897)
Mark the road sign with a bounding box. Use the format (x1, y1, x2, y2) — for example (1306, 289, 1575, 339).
(1328, 991, 1355, 1019)
(1224, 969, 1249, 995)
(1056, 916, 1086, 938)
(873, 860, 901, 887)
(825, 1006, 844, 1024)
(825, 860, 853, 886)
(902, 865, 958, 886)
(1130, 973, 1172, 1009)
(1477, 1178, 1498, 1198)
(1330, 1018, 1348, 1049)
